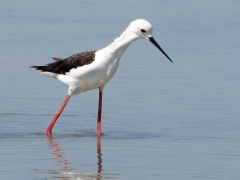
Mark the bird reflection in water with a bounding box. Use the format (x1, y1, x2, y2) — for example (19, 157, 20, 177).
(46, 134, 117, 180)
(47, 135, 71, 173)
(96, 135, 102, 175)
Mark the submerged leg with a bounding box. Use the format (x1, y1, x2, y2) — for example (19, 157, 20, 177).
(96, 88, 103, 135)
(45, 95, 71, 134)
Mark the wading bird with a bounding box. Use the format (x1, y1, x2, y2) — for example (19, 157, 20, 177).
(31, 19, 172, 135)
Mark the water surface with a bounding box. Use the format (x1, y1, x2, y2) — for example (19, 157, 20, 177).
(0, 1, 240, 179)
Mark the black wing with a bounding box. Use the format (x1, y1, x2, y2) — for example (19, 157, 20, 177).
(31, 51, 96, 75)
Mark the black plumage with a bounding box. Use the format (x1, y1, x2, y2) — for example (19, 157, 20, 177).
(31, 51, 96, 75)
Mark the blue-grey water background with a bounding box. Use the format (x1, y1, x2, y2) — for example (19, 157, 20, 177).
(0, 1, 240, 179)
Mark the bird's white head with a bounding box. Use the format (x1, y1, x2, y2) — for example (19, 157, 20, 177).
(126, 19, 153, 40)
(125, 19, 173, 63)
(113, 19, 172, 63)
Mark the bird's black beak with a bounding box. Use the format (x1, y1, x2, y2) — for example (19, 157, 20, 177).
(148, 37, 173, 63)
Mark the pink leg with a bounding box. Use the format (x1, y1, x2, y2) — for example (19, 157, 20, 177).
(45, 95, 71, 134)
(96, 89, 103, 135)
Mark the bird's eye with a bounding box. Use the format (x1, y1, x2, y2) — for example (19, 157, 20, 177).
(140, 29, 146, 33)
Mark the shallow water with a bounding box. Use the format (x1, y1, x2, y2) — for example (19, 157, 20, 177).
(0, 1, 240, 179)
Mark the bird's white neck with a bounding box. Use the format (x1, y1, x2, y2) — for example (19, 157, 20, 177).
(102, 30, 140, 60)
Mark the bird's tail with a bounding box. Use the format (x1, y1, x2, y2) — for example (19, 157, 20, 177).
(30, 60, 64, 73)
(30, 66, 46, 71)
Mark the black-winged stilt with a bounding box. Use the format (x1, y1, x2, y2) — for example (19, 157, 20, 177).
(31, 19, 172, 135)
